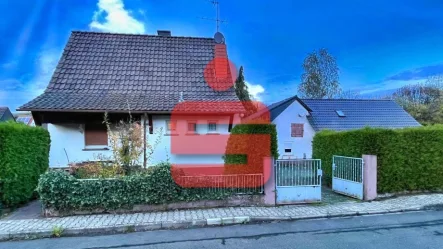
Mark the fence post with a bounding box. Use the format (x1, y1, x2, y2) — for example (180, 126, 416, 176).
(362, 154, 377, 201)
(263, 157, 276, 206)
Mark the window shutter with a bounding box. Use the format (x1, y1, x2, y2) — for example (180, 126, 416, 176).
(291, 123, 304, 137)
(85, 123, 108, 146)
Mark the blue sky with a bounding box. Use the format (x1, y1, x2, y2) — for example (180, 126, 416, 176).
(1, 0, 443, 111)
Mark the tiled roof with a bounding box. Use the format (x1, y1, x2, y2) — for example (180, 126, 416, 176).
(301, 99, 421, 131)
(0, 107, 13, 121)
(266, 96, 421, 131)
(19, 31, 239, 112)
(0, 107, 7, 119)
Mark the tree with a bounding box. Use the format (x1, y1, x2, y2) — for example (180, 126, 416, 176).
(393, 75, 443, 125)
(234, 66, 257, 114)
(298, 48, 340, 99)
(234, 66, 252, 101)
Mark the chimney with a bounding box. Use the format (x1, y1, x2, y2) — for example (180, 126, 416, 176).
(157, 30, 171, 37)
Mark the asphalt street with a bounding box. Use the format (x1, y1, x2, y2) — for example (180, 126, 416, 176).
(1, 210, 443, 249)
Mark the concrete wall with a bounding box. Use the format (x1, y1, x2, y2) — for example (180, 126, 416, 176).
(46, 114, 240, 167)
(272, 100, 316, 159)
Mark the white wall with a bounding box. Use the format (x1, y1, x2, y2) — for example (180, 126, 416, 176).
(47, 114, 239, 167)
(273, 100, 316, 159)
(47, 123, 113, 167)
(147, 114, 233, 166)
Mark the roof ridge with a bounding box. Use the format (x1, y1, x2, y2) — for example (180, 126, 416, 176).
(71, 30, 215, 40)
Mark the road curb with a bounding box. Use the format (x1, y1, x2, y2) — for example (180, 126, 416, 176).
(0, 207, 431, 241)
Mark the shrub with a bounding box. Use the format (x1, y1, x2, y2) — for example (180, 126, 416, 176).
(312, 126, 443, 193)
(0, 121, 50, 207)
(37, 163, 236, 212)
(70, 162, 125, 179)
(224, 124, 278, 175)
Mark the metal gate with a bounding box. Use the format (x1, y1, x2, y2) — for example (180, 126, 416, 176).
(332, 156, 364, 200)
(275, 159, 322, 204)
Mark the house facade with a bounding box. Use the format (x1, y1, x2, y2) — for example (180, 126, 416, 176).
(267, 96, 421, 159)
(19, 30, 243, 167)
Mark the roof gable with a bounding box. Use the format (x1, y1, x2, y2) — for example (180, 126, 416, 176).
(19, 31, 239, 112)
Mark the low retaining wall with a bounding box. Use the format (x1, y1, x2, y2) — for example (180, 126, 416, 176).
(43, 194, 268, 217)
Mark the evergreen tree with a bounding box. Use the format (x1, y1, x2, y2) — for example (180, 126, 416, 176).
(234, 66, 257, 114)
(234, 66, 252, 101)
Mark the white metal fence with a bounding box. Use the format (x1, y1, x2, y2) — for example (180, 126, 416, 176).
(176, 174, 264, 195)
(332, 155, 364, 199)
(275, 159, 322, 187)
(275, 159, 322, 204)
(333, 156, 363, 183)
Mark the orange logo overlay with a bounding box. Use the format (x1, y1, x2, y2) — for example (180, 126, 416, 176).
(170, 101, 271, 188)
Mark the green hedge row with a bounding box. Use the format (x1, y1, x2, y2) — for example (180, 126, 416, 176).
(224, 124, 279, 175)
(37, 163, 236, 212)
(0, 122, 50, 207)
(312, 126, 443, 193)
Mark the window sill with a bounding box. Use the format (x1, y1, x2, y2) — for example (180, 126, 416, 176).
(83, 147, 109, 151)
(164, 133, 179, 136)
(206, 133, 220, 135)
(186, 132, 199, 136)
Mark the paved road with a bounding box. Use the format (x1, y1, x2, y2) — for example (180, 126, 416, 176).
(1, 211, 443, 249)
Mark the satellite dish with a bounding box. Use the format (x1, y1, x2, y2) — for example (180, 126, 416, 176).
(214, 32, 225, 44)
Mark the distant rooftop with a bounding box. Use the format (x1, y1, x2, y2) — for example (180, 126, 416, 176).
(267, 96, 421, 131)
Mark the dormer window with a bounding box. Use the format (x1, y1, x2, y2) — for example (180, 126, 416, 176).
(336, 110, 346, 117)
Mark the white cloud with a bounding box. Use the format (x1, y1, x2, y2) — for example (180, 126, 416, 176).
(89, 0, 145, 34)
(27, 49, 60, 95)
(0, 48, 61, 111)
(245, 81, 265, 101)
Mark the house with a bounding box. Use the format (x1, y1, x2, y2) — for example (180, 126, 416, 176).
(0, 107, 14, 122)
(18, 30, 243, 167)
(14, 112, 35, 126)
(266, 96, 421, 159)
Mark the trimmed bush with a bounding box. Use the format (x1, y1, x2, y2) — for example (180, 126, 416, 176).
(313, 126, 443, 193)
(0, 121, 50, 207)
(37, 163, 236, 212)
(224, 124, 279, 175)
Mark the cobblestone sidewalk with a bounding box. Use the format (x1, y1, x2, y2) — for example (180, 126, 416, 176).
(1, 193, 442, 240)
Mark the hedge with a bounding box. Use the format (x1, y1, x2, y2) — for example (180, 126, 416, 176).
(0, 121, 50, 207)
(224, 124, 278, 175)
(37, 163, 237, 212)
(312, 126, 443, 193)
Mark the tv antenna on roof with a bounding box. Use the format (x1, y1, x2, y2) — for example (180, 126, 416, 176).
(200, 0, 227, 32)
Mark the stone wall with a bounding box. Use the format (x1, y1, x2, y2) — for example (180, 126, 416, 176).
(43, 194, 267, 217)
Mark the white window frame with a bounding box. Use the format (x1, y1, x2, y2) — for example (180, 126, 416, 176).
(284, 141, 293, 155)
(165, 119, 177, 134)
(207, 121, 218, 133)
(187, 121, 197, 134)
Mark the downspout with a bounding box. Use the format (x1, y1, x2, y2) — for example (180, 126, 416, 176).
(143, 113, 147, 169)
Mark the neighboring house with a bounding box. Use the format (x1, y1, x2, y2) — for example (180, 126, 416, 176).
(14, 112, 35, 126)
(18, 30, 242, 167)
(0, 107, 14, 122)
(265, 96, 421, 159)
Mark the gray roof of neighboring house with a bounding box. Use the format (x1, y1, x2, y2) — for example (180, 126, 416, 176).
(0, 107, 14, 121)
(267, 96, 421, 131)
(18, 31, 240, 112)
